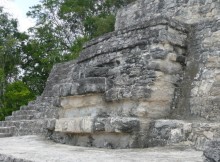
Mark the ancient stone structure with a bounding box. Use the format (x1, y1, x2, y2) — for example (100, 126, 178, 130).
(0, 0, 220, 158)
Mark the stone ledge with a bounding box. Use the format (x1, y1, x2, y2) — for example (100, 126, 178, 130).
(52, 77, 113, 97)
(83, 16, 188, 50)
(78, 16, 188, 63)
(55, 117, 140, 134)
(0, 119, 56, 136)
(95, 117, 140, 133)
(55, 117, 94, 133)
(60, 94, 104, 110)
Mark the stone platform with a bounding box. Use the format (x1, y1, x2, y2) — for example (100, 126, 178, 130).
(0, 136, 203, 162)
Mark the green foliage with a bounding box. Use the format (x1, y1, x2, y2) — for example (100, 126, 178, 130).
(20, 37, 64, 95)
(59, 0, 135, 38)
(0, 8, 36, 120)
(4, 81, 35, 108)
(0, 7, 20, 84)
(84, 15, 115, 38)
(0, 81, 35, 120)
(0, 68, 4, 84)
(65, 36, 90, 60)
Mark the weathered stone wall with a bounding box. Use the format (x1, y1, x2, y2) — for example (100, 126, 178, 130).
(187, 20, 220, 121)
(116, 0, 220, 30)
(44, 17, 187, 103)
(171, 19, 220, 121)
(38, 0, 220, 148)
(42, 17, 188, 121)
(41, 17, 189, 148)
(115, 0, 220, 122)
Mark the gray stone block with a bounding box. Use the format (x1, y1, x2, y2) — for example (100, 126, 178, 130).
(77, 77, 110, 95)
(204, 139, 220, 162)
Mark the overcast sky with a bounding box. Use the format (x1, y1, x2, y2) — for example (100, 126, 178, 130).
(0, 0, 40, 32)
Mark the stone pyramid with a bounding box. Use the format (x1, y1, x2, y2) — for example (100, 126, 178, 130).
(1, 1, 220, 161)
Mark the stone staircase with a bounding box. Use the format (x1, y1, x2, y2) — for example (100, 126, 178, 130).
(0, 98, 59, 137)
(0, 126, 14, 137)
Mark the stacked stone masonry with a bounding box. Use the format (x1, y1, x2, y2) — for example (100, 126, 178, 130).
(1, 1, 220, 159)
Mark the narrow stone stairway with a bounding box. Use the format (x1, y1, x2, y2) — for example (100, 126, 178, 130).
(0, 126, 14, 137)
(0, 98, 58, 137)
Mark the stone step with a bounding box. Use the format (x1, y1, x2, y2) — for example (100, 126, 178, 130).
(4, 116, 13, 121)
(0, 121, 10, 127)
(20, 102, 54, 111)
(12, 110, 38, 116)
(0, 119, 55, 128)
(148, 119, 220, 150)
(20, 105, 43, 111)
(55, 117, 140, 134)
(38, 109, 59, 119)
(5, 115, 35, 121)
(0, 119, 50, 127)
(0, 119, 56, 136)
(0, 133, 12, 138)
(20, 105, 57, 115)
(0, 127, 15, 134)
(11, 109, 58, 120)
(19, 105, 29, 110)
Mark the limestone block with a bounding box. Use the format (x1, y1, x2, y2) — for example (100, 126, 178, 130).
(52, 77, 113, 97)
(46, 119, 56, 130)
(85, 66, 110, 77)
(151, 49, 168, 60)
(148, 120, 193, 146)
(210, 84, 220, 96)
(206, 56, 220, 68)
(136, 101, 171, 119)
(203, 131, 214, 140)
(198, 80, 213, 96)
(55, 117, 140, 134)
(170, 128, 184, 143)
(168, 53, 177, 62)
(55, 117, 94, 133)
(204, 139, 220, 162)
(95, 117, 140, 133)
(215, 74, 220, 82)
(61, 94, 104, 109)
(77, 77, 110, 94)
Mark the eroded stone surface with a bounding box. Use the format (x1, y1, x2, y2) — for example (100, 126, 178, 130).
(147, 119, 220, 151)
(40, 17, 188, 148)
(204, 139, 220, 162)
(116, 0, 220, 30)
(0, 136, 203, 162)
(55, 117, 94, 133)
